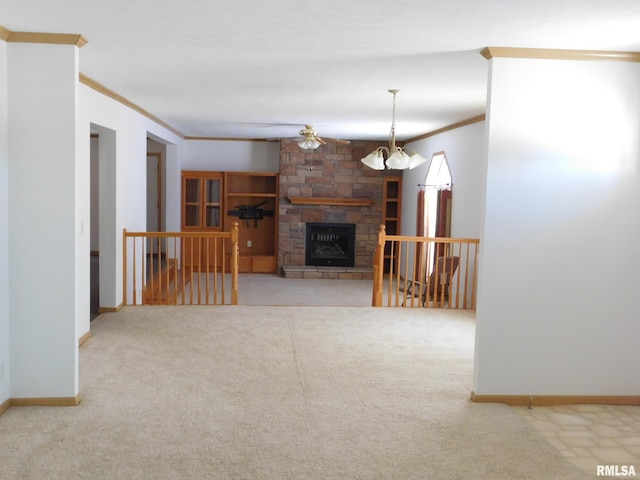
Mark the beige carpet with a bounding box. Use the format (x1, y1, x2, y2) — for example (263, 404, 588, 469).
(0, 305, 592, 479)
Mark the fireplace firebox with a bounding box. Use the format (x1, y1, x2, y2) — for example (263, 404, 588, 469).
(305, 223, 356, 267)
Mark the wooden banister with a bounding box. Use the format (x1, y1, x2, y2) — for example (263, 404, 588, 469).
(122, 225, 239, 306)
(372, 223, 479, 309)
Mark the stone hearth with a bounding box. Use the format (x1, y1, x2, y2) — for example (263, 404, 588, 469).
(282, 265, 374, 280)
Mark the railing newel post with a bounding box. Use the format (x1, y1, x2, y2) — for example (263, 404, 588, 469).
(372, 224, 386, 306)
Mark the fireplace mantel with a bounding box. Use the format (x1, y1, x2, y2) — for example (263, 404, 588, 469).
(287, 196, 374, 207)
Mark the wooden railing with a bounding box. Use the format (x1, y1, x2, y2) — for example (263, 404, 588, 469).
(372, 224, 479, 309)
(123, 223, 239, 306)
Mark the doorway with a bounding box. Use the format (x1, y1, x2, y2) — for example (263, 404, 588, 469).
(89, 124, 118, 319)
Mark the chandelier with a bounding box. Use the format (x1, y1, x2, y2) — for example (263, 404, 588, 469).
(360, 90, 427, 170)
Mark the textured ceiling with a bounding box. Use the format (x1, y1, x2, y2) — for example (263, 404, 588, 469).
(2, 0, 640, 141)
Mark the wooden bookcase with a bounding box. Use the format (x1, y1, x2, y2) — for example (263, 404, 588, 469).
(223, 172, 279, 273)
(382, 177, 402, 273)
(181, 171, 224, 268)
(181, 171, 279, 273)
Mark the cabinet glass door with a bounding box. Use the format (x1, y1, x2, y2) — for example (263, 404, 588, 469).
(184, 178, 201, 227)
(204, 178, 221, 228)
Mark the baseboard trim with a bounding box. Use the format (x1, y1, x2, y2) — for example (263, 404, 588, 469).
(98, 302, 124, 313)
(0, 398, 10, 416)
(11, 396, 81, 407)
(470, 392, 640, 407)
(79, 331, 92, 346)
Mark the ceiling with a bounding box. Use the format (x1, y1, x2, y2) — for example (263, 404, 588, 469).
(3, 0, 640, 142)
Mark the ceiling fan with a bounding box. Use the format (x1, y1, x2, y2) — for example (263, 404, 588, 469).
(294, 125, 350, 150)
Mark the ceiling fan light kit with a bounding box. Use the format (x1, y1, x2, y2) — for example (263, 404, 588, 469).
(296, 125, 350, 150)
(297, 125, 326, 150)
(297, 137, 323, 150)
(361, 90, 427, 171)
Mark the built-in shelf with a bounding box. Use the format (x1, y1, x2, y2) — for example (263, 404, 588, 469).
(287, 196, 374, 207)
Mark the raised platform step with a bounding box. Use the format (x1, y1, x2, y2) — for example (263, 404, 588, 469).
(282, 265, 374, 280)
(143, 260, 184, 305)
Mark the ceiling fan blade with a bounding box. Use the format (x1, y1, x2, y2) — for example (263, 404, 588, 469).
(322, 137, 351, 145)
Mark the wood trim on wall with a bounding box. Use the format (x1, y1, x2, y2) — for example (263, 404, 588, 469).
(0, 26, 87, 47)
(405, 114, 486, 144)
(98, 302, 124, 314)
(0, 398, 10, 417)
(287, 196, 375, 207)
(481, 46, 640, 63)
(7, 31, 88, 47)
(79, 74, 184, 138)
(10, 396, 81, 407)
(79, 331, 92, 347)
(184, 136, 273, 142)
(471, 392, 640, 407)
(0, 25, 10, 41)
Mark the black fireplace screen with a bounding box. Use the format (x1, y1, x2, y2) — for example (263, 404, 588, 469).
(305, 223, 356, 267)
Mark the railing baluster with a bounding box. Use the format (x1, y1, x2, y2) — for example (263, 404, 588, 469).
(173, 236, 178, 305)
(373, 227, 479, 310)
(157, 236, 163, 305)
(181, 236, 186, 305)
(189, 236, 194, 305)
(220, 237, 226, 305)
(460, 241, 466, 308)
(230, 223, 238, 305)
(197, 237, 202, 305)
(120, 229, 237, 307)
(123, 229, 127, 306)
(149, 234, 154, 304)
(452, 242, 461, 309)
(163, 236, 169, 305)
(132, 236, 138, 306)
(205, 236, 210, 305)
(471, 242, 479, 309)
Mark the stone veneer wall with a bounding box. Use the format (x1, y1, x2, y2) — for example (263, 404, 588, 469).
(278, 139, 401, 272)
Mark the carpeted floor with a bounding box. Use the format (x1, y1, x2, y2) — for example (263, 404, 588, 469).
(0, 305, 592, 479)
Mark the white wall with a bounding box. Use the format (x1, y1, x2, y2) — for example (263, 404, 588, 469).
(80, 83, 184, 308)
(474, 56, 640, 396)
(404, 121, 486, 239)
(8, 42, 80, 399)
(183, 139, 279, 172)
(0, 39, 10, 404)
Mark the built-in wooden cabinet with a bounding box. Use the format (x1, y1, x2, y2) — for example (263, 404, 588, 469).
(181, 170, 279, 273)
(182, 172, 223, 231)
(382, 177, 402, 273)
(181, 172, 224, 269)
(224, 172, 278, 273)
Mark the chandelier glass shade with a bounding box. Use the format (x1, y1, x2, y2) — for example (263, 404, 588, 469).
(361, 90, 427, 171)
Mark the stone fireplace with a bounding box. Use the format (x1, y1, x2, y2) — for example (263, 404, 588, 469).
(278, 139, 401, 279)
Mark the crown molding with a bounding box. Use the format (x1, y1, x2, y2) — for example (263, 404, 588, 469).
(4, 29, 87, 47)
(404, 114, 486, 144)
(184, 136, 272, 142)
(0, 25, 10, 41)
(481, 46, 640, 62)
(79, 73, 184, 138)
